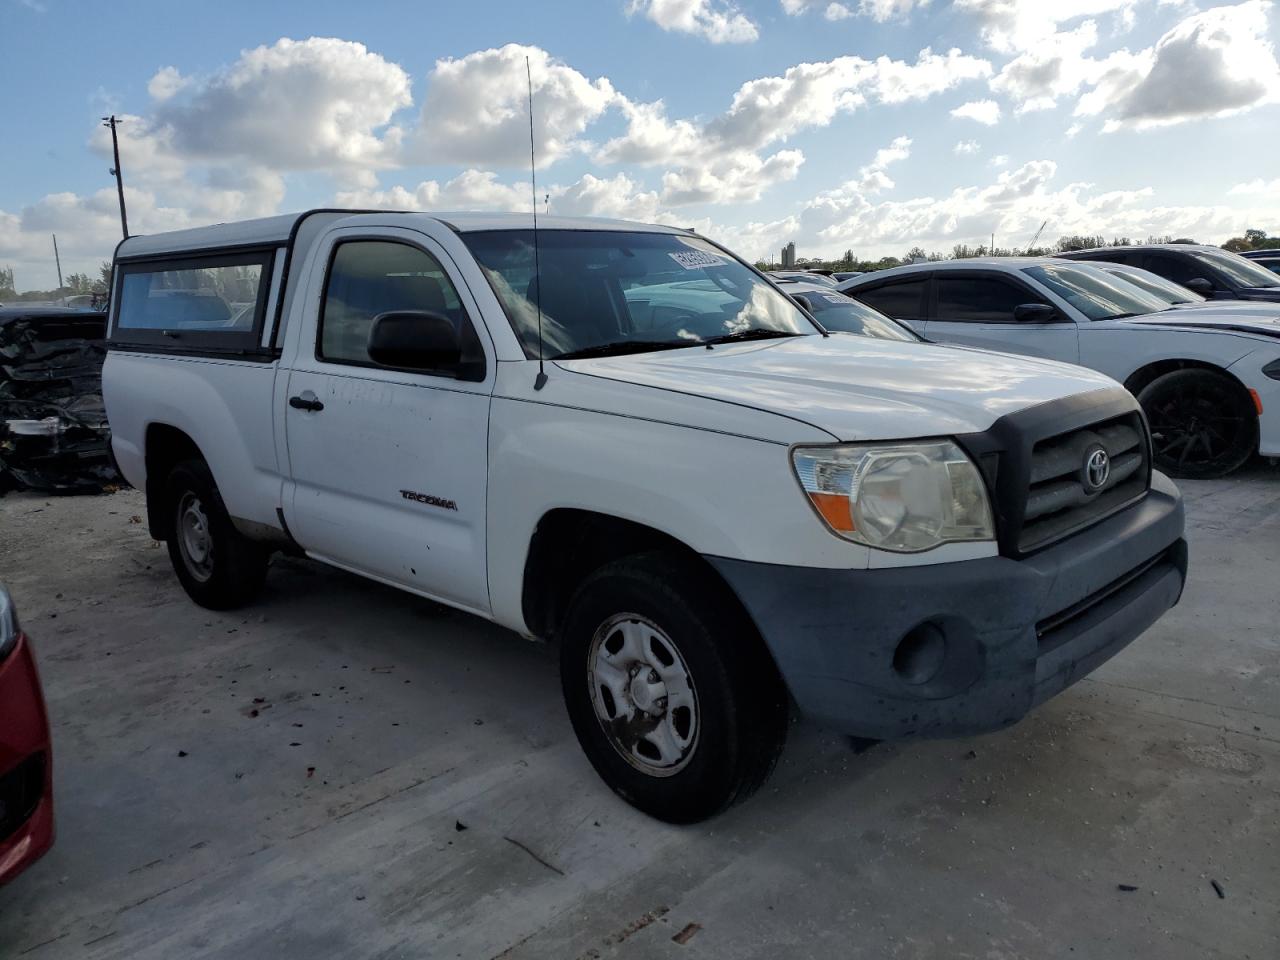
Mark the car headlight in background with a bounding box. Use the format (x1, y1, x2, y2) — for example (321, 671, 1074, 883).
(792, 441, 995, 552)
(1263, 358, 1280, 381)
(0, 585, 19, 661)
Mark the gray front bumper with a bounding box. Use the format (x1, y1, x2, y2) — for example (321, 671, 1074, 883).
(710, 472, 1187, 740)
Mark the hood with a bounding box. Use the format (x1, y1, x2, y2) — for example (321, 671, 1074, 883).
(1170, 299, 1280, 316)
(1236, 288, 1280, 302)
(558, 335, 1120, 441)
(1120, 305, 1280, 340)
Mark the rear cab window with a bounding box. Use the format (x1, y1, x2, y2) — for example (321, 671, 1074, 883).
(111, 249, 276, 356)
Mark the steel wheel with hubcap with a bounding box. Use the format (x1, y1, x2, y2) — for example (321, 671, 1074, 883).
(588, 614, 699, 777)
(176, 493, 215, 583)
(560, 551, 788, 823)
(164, 459, 269, 610)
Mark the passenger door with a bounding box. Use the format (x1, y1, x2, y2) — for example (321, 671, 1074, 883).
(926, 272, 1080, 363)
(281, 229, 494, 616)
(846, 276, 930, 336)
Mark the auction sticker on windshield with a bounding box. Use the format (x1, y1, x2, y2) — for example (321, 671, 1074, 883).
(669, 250, 727, 270)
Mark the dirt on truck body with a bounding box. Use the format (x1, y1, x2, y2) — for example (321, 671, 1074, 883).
(0, 306, 116, 495)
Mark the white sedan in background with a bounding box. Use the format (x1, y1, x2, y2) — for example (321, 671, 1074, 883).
(839, 258, 1280, 478)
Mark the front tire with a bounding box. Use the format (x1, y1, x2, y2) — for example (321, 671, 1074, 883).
(560, 552, 788, 823)
(1138, 369, 1257, 479)
(164, 459, 268, 610)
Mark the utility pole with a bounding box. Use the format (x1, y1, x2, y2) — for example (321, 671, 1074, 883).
(52, 234, 64, 290)
(102, 115, 129, 239)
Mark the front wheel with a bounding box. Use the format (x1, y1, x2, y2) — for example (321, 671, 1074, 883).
(164, 459, 268, 610)
(559, 552, 788, 823)
(1138, 369, 1257, 479)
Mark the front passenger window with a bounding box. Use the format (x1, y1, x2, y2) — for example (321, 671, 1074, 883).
(1142, 254, 1213, 288)
(935, 276, 1045, 323)
(320, 240, 482, 374)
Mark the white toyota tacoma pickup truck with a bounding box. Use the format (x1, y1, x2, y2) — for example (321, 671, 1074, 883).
(103, 211, 1187, 822)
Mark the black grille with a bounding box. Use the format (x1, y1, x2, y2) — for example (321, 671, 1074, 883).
(1019, 413, 1150, 552)
(0, 752, 46, 842)
(954, 390, 1152, 559)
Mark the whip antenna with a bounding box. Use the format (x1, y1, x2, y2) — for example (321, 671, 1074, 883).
(527, 56, 547, 391)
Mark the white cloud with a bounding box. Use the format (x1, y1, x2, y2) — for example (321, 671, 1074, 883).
(595, 99, 702, 165)
(991, 154, 1010, 167)
(154, 37, 411, 171)
(416, 44, 616, 167)
(954, 139, 981, 155)
(1228, 178, 1280, 196)
(954, 0, 1138, 54)
(864, 135, 913, 173)
(628, 0, 759, 43)
(781, 159, 1272, 261)
(782, 0, 929, 19)
(706, 48, 991, 152)
(335, 169, 530, 211)
(1079, 1, 1280, 130)
(335, 169, 668, 223)
(661, 149, 805, 205)
(146, 66, 188, 102)
(951, 98, 1001, 124)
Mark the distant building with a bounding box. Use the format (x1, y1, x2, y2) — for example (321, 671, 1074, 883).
(781, 242, 796, 268)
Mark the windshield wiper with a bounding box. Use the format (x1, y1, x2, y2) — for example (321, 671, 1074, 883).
(554, 340, 697, 361)
(701, 329, 804, 347)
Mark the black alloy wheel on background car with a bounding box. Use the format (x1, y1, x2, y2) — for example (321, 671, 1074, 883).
(1137, 369, 1257, 479)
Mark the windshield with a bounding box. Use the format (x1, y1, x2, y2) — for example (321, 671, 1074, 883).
(792, 290, 917, 341)
(461, 230, 816, 358)
(1192, 249, 1280, 289)
(1022, 263, 1171, 320)
(1099, 266, 1204, 304)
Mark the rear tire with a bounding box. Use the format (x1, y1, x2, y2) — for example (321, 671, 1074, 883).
(559, 551, 788, 823)
(1138, 368, 1256, 479)
(164, 459, 268, 610)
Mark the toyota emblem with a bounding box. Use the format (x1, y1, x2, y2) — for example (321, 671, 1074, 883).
(1083, 447, 1111, 491)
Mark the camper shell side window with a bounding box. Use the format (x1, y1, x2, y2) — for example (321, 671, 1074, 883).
(110, 248, 277, 357)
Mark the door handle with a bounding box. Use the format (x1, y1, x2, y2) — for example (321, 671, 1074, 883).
(289, 394, 324, 412)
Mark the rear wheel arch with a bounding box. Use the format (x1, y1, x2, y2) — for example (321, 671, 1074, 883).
(144, 423, 204, 540)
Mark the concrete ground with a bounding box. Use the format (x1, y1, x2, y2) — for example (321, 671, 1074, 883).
(0, 469, 1277, 960)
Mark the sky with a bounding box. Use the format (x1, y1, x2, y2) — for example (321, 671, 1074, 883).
(2, 0, 1279, 289)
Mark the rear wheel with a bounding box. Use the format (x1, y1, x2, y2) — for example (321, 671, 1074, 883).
(560, 551, 788, 823)
(165, 459, 268, 609)
(1138, 369, 1256, 479)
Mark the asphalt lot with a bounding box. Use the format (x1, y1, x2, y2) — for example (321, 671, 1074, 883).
(0, 467, 1277, 959)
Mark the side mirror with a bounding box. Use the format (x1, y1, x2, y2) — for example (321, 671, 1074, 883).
(367, 311, 461, 370)
(1013, 303, 1059, 323)
(1184, 277, 1214, 295)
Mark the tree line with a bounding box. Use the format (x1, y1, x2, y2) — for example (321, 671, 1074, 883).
(0, 262, 113, 305)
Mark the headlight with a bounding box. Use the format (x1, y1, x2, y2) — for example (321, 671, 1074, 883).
(0, 585, 18, 661)
(1264, 358, 1280, 381)
(792, 441, 994, 552)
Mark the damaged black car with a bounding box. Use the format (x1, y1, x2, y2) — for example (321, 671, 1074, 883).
(0, 306, 117, 494)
